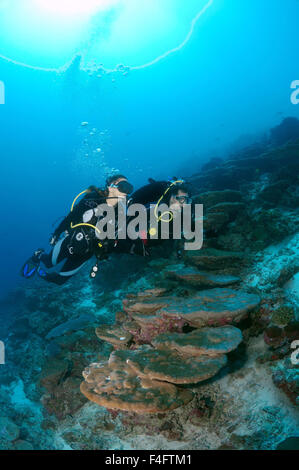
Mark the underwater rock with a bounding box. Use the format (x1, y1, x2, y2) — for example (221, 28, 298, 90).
(38, 318, 111, 421)
(247, 299, 274, 337)
(270, 118, 299, 146)
(201, 157, 224, 172)
(80, 357, 193, 414)
(284, 322, 299, 343)
(40, 358, 72, 391)
(218, 205, 297, 252)
(272, 359, 299, 405)
(208, 202, 246, 218)
(229, 140, 268, 161)
(223, 139, 299, 175)
(189, 167, 250, 191)
(183, 248, 244, 270)
(222, 155, 264, 168)
(42, 375, 88, 420)
(263, 140, 299, 171)
(40, 355, 89, 420)
(216, 232, 249, 253)
(45, 314, 95, 339)
(189, 140, 299, 197)
(13, 440, 34, 450)
(264, 325, 286, 349)
(245, 232, 299, 292)
(0, 417, 20, 442)
(284, 273, 299, 300)
(152, 326, 243, 357)
(204, 211, 229, 231)
(276, 437, 299, 450)
(193, 190, 243, 209)
(45, 341, 62, 358)
(257, 180, 290, 205)
(164, 265, 241, 288)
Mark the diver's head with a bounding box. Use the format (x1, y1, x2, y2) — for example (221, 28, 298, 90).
(106, 174, 134, 206)
(168, 184, 191, 213)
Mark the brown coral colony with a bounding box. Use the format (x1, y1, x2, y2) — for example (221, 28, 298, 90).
(81, 287, 260, 413)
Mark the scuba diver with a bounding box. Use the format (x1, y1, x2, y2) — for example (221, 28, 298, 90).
(21, 174, 134, 285)
(130, 178, 191, 210)
(115, 178, 193, 257)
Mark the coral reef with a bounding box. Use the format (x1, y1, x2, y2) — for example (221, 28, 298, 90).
(164, 265, 241, 287)
(152, 326, 243, 356)
(123, 287, 260, 329)
(0, 126, 298, 449)
(81, 352, 194, 413)
(272, 359, 299, 406)
(270, 118, 299, 147)
(81, 270, 257, 413)
(81, 314, 244, 413)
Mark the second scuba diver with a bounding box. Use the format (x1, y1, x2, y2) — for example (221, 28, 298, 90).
(115, 178, 193, 257)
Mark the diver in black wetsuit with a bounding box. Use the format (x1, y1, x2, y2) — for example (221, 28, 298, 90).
(115, 178, 193, 257)
(21, 175, 134, 285)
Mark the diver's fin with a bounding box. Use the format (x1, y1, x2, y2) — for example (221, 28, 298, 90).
(37, 266, 47, 278)
(21, 249, 44, 279)
(21, 260, 38, 278)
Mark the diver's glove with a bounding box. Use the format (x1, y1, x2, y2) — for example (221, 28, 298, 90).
(49, 235, 58, 246)
(50, 230, 69, 246)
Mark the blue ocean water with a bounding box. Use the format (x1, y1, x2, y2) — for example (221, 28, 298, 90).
(0, 0, 298, 451)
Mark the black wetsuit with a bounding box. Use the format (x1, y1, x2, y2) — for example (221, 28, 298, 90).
(114, 180, 180, 256)
(128, 181, 169, 207)
(122, 180, 195, 256)
(40, 190, 112, 285)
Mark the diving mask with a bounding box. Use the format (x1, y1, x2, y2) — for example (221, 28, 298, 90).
(110, 180, 134, 195)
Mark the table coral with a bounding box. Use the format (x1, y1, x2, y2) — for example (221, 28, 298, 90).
(80, 287, 255, 414)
